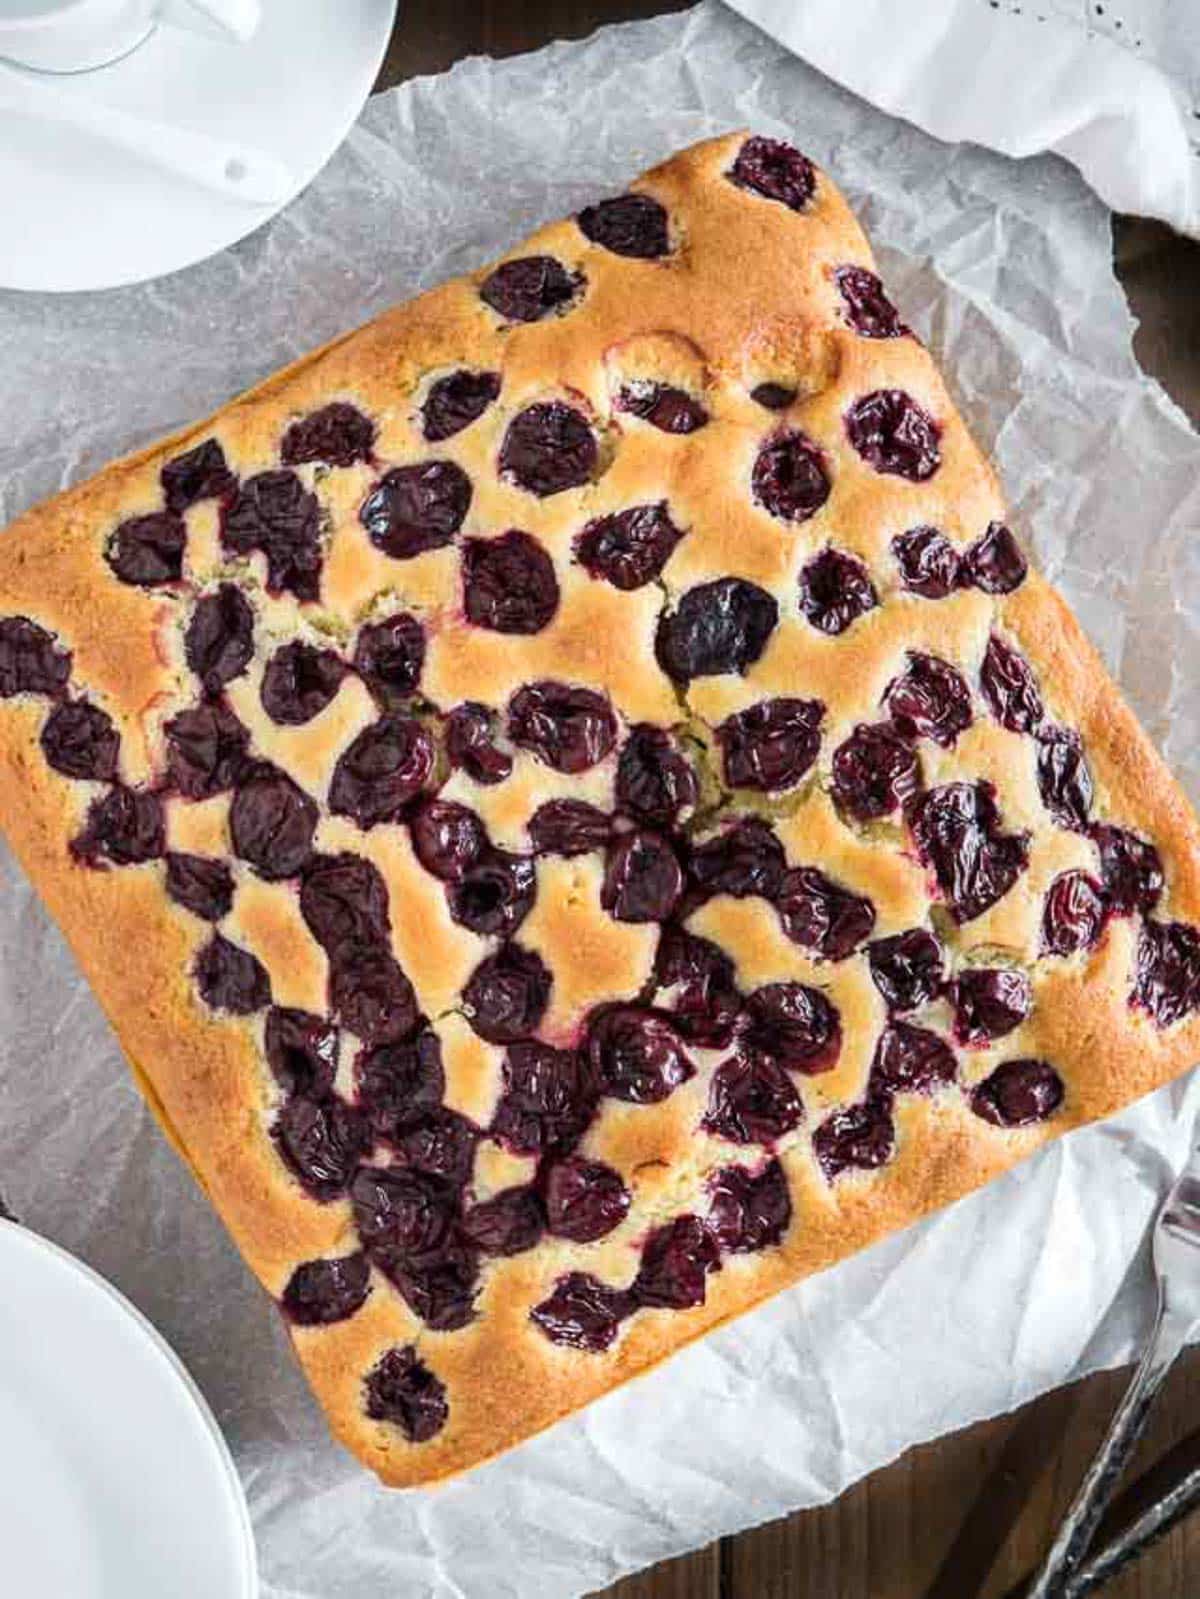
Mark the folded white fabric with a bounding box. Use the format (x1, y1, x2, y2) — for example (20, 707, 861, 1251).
(726, 0, 1200, 235)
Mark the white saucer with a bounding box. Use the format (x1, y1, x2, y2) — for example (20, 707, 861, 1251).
(0, 1219, 256, 1598)
(0, 0, 398, 292)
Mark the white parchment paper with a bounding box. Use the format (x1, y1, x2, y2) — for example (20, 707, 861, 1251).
(2, 6, 1200, 1596)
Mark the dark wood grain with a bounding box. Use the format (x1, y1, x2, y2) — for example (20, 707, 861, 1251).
(374, 7, 1200, 1595)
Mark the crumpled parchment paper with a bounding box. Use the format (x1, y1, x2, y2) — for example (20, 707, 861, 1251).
(1, 6, 1199, 1596)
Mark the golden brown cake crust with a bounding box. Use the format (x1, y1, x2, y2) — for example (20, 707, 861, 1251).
(2, 132, 1200, 1487)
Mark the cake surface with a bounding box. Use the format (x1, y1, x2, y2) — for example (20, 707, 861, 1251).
(2, 131, 1200, 1487)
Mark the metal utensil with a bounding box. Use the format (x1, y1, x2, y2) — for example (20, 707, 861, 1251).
(1029, 1119, 1200, 1598)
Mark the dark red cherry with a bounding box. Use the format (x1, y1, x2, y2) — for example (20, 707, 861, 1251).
(718, 697, 823, 792)
(655, 577, 778, 682)
(355, 1029, 444, 1138)
(980, 634, 1043, 733)
(499, 403, 597, 498)
(282, 1253, 371, 1327)
(616, 383, 708, 434)
(616, 724, 698, 827)
(363, 1346, 448, 1442)
(846, 390, 941, 481)
(386, 1249, 480, 1332)
(703, 1050, 803, 1145)
(831, 722, 921, 823)
(73, 785, 164, 866)
(1091, 824, 1163, 915)
(446, 849, 536, 938)
(392, 1109, 477, 1187)
(185, 584, 254, 694)
(330, 715, 435, 829)
(194, 932, 270, 1013)
(750, 382, 797, 411)
(542, 1157, 630, 1242)
(951, 967, 1031, 1045)
(834, 266, 907, 338)
(1132, 920, 1200, 1027)
(971, 1059, 1064, 1127)
(892, 525, 962, 599)
(884, 652, 973, 747)
(507, 680, 617, 773)
(812, 1098, 895, 1181)
(350, 1165, 455, 1260)
(531, 1272, 629, 1351)
(265, 1006, 339, 1099)
(40, 700, 119, 781)
(798, 548, 878, 635)
(359, 461, 471, 560)
(0, 617, 70, 699)
(633, 1215, 719, 1310)
(328, 943, 418, 1046)
(230, 762, 317, 881)
(1042, 871, 1108, 956)
(463, 530, 559, 633)
(867, 929, 944, 1012)
(260, 641, 345, 726)
(281, 402, 374, 468)
(578, 192, 670, 258)
(409, 798, 487, 882)
(160, 439, 235, 512)
(422, 369, 501, 442)
(462, 943, 551, 1043)
(587, 1005, 693, 1104)
(221, 471, 322, 601)
(965, 522, 1026, 594)
(164, 701, 249, 799)
(575, 501, 685, 589)
(744, 981, 841, 1072)
(106, 512, 186, 587)
(275, 1095, 369, 1200)
(1036, 727, 1093, 832)
(300, 851, 391, 953)
(686, 817, 786, 903)
(602, 829, 683, 922)
(707, 1160, 791, 1253)
(776, 866, 876, 960)
(492, 1041, 599, 1155)
(870, 1021, 956, 1096)
(654, 926, 742, 1048)
(460, 1186, 545, 1256)
(728, 136, 815, 211)
(907, 782, 1030, 922)
(528, 799, 611, 856)
(752, 430, 831, 524)
(445, 701, 513, 785)
(479, 255, 580, 323)
(165, 852, 234, 923)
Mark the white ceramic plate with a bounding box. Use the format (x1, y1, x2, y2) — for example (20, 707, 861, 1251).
(0, 1219, 256, 1598)
(0, 0, 398, 292)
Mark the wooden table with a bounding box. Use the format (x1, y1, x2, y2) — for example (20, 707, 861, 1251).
(378, 9, 1200, 1595)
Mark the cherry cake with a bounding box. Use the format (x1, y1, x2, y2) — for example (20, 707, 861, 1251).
(1, 133, 1198, 1488)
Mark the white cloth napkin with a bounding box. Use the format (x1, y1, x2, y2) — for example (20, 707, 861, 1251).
(726, 0, 1200, 236)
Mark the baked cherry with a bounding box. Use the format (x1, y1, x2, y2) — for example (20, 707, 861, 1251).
(750, 382, 797, 411)
(776, 866, 876, 960)
(633, 1215, 719, 1310)
(164, 701, 249, 799)
(531, 1272, 629, 1351)
(364, 1346, 448, 1443)
(703, 1050, 803, 1145)
(184, 584, 254, 694)
(707, 1160, 791, 1253)
(587, 1005, 693, 1104)
(867, 929, 944, 1012)
(845, 390, 941, 482)
(194, 932, 270, 1014)
(655, 577, 778, 682)
(970, 1059, 1064, 1127)
(744, 981, 841, 1072)
(980, 634, 1043, 733)
(907, 782, 1030, 922)
(831, 722, 921, 823)
(798, 548, 878, 635)
(951, 967, 1031, 1044)
(350, 1165, 456, 1260)
(409, 798, 487, 882)
(728, 135, 815, 211)
(616, 723, 698, 827)
(462, 942, 551, 1043)
(359, 461, 472, 560)
(260, 641, 345, 726)
(965, 522, 1026, 593)
(528, 799, 611, 856)
(230, 761, 317, 881)
(282, 1253, 371, 1326)
(870, 1020, 956, 1096)
(752, 430, 831, 524)
(479, 255, 580, 323)
(492, 1041, 599, 1155)
(160, 439, 235, 512)
(542, 1157, 630, 1242)
(40, 700, 119, 781)
(328, 942, 418, 1045)
(884, 652, 973, 747)
(392, 1108, 477, 1187)
(499, 402, 597, 498)
(446, 849, 536, 938)
(892, 525, 962, 599)
(686, 816, 786, 903)
(422, 369, 501, 442)
(445, 702, 513, 785)
(602, 829, 683, 922)
(812, 1097, 895, 1181)
(282, 402, 374, 468)
(1042, 870, 1108, 956)
(1132, 920, 1200, 1027)
(355, 1029, 444, 1137)
(718, 697, 823, 792)
(507, 680, 617, 773)
(221, 471, 322, 601)
(834, 265, 907, 338)
(387, 1250, 480, 1332)
(1036, 727, 1093, 832)
(654, 926, 742, 1048)
(275, 1095, 369, 1200)
(1091, 824, 1163, 915)
(578, 192, 670, 258)
(460, 1186, 545, 1256)
(329, 715, 435, 829)
(616, 383, 708, 434)
(165, 851, 234, 923)
(74, 785, 165, 866)
(300, 851, 391, 953)
(106, 512, 186, 588)
(0, 617, 70, 700)
(463, 530, 559, 633)
(265, 1006, 339, 1098)
(575, 501, 685, 589)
